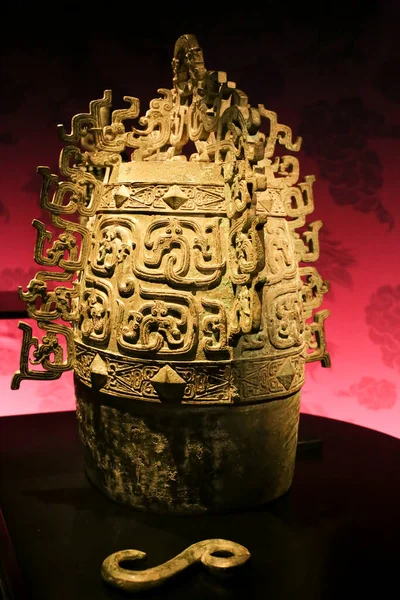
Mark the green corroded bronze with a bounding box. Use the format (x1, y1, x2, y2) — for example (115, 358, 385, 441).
(101, 539, 251, 592)
(12, 34, 330, 514)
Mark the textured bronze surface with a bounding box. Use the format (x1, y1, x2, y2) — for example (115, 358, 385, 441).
(12, 33, 330, 512)
(76, 378, 300, 513)
(101, 539, 251, 593)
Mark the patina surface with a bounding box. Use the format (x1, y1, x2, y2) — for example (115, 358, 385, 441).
(101, 539, 251, 593)
(76, 382, 300, 512)
(12, 34, 330, 512)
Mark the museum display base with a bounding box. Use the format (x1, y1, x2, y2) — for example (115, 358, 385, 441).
(1, 411, 399, 600)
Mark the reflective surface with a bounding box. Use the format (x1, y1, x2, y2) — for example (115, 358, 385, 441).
(0, 412, 399, 599)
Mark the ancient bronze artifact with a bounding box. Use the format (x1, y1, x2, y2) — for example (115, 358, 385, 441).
(101, 539, 251, 593)
(12, 34, 330, 514)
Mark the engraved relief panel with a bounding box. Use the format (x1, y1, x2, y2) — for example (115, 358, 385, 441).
(100, 183, 225, 213)
(233, 353, 305, 401)
(74, 343, 232, 403)
(266, 286, 304, 350)
(201, 297, 230, 357)
(230, 284, 262, 337)
(79, 278, 113, 346)
(90, 217, 135, 297)
(229, 215, 265, 286)
(264, 217, 296, 285)
(132, 216, 226, 288)
(117, 286, 198, 357)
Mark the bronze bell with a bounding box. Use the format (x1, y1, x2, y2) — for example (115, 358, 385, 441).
(11, 34, 330, 514)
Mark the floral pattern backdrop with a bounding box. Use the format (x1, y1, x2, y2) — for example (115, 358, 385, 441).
(1, 3, 399, 438)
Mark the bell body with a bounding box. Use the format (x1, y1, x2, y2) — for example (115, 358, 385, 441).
(12, 35, 329, 514)
(73, 160, 306, 513)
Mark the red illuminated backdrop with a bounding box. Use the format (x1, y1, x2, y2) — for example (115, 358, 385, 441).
(1, 3, 399, 437)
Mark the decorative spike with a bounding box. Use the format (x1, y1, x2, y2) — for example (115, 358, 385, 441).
(114, 185, 131, 208)
(276, 360, 296, 390)
(162, 185, 189, 210)
(90, 354, 108, 390)
(150, 365, 187, 401)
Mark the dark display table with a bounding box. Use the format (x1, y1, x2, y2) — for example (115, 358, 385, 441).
(0, 411, 399, 599)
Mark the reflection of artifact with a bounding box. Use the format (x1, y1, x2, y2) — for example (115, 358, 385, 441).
(11, 34, 330, 513)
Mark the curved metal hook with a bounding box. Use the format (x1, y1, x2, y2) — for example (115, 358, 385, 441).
(101, 538, 250, 593)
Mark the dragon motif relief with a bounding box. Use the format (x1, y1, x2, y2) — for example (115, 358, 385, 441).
(91, 217, 135, 297)
(131, 216, 225, 288)
(117, 286, 197, 356)
(267, 287, 304, 350)
(201, 298, 230, 356)
(264, 219, 296, 285)
(19, 277, 80, 322)
(12, 33, 330, 401)
(81, 289, 110, 344)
